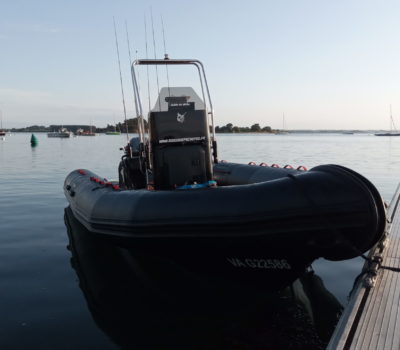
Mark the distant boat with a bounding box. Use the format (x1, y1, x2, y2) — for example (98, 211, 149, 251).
(375, 132, 400, 136)
(375, 105, 400, 136)
(275, 113, 289, 135)
(0, 112, 6, 137)
(76, 128, 96, 136)
(75, 128, 84, 136)
(48, 128, 71, 138)
(76, 119, 96, 136)
(342, 131, 354, 135)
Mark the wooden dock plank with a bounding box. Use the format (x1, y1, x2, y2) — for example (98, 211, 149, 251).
(370, 237, 399, 348)
(383, 270, 400, 349)
(353, 269, 386, 349)
(352, 224, 396, 348)
(352, 231, 399, 349)
(391, 294, 400, 350)
(381, 232, 400, 348)
(377, 271, 397, 349)
(381, 217, 400, 349)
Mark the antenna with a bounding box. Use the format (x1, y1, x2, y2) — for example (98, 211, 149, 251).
(150, 7, 161, 111)
(113, 17, 130, 142)
(161, 15, 171, 96)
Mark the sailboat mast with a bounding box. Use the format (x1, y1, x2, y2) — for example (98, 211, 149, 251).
(283, 113, 285, 130)
(389, 104, 398, 132)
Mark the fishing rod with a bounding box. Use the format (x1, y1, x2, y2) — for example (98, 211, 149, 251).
(125, 20, 144, 137)
(144, 14, 152, 113)
(113, 17, 130, 142)
(161, 14, 171, 97)
(150, 7, 161, 111)
(125, 20, 140, 95)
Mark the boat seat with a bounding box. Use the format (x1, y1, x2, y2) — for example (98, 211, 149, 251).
(149, 108, 213, 190)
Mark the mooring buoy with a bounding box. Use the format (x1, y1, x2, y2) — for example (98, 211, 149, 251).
(31, 134, 38, 147)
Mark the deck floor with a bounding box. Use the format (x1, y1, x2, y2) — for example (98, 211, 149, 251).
(328, 185, 400, 349)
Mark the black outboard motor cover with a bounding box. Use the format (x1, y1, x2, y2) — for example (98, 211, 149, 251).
(118, 137, 146, 189)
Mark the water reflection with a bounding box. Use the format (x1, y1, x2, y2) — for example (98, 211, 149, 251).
(64, 207, 342, 349)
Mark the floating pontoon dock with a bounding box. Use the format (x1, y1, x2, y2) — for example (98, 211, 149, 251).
(328, 184, 400, 349)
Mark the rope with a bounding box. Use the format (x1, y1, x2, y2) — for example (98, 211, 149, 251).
(360, 253, 400, 272)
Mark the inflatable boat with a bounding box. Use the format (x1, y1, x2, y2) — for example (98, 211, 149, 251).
(64, 58, 386, 290)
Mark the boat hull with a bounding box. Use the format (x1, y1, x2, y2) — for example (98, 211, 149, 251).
(64, 162, 386, 290)
(375, 133, 400, 136)
(48, 132, 70, 138)
(65, 205, 312, 291)
(64, 163, 386, 272)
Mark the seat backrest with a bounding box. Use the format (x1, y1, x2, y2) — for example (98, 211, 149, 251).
(149, 104, 213, 190)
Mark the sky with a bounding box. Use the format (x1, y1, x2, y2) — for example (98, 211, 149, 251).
(2, 0, 400, 129)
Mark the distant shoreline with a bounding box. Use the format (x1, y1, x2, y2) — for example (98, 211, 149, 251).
(7, 129, 384, 134)
(6, 120, 386, 134)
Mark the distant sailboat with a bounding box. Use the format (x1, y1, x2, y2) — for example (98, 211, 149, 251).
(276, 113, 289, 134)
(79, 128, 96, 136)
(0, 111, 6, 137)
(79, 119, 96, 136)
(375, 105, 400, 136)
(48, 127, 71, 138)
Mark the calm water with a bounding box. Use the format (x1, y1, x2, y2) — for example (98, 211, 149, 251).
(1, 132, 400, 349)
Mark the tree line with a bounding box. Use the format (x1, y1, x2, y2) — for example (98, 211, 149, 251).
(215, 123, 273, 133)
(10, 118, 148, 133)
(11, 120, 274, 134)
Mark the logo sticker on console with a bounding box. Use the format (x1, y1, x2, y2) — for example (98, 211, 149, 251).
(177, 112, 186, 123)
